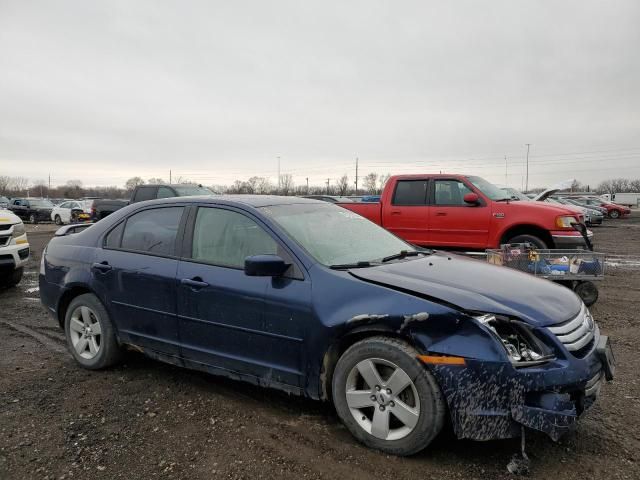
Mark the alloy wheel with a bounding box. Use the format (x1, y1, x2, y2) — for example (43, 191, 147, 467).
(68, 306, 102, 359)
(345, 358, 420, 441)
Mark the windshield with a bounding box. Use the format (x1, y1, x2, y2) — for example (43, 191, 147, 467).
(174, 186, 213, 196)
(466, 176, 509, 200)
(30, 199, 54, 208)
(261, 203, 416, 266)
(499, 187, 530, 201)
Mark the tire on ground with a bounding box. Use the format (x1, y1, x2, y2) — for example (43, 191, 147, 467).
(332, 336, 446, 456)
(504, 234, 548, 248)
(64, 293, 123, 369)
(0, 267, 23, 288)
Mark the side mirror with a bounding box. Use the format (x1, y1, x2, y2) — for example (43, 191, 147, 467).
(463, 193, 480, 205)
(244, 255, 289, 277)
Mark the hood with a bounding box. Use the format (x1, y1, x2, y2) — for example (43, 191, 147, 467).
(349, 252, 582, 327)
(533, 179, 575, 201)
(0, 210, 22, 224)
(502, 199, 578, 217)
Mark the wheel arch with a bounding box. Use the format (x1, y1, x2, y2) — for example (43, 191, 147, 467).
(318, 326, 417, 402)
(499, 223, 554, 247)
(56, 285, 94, 328)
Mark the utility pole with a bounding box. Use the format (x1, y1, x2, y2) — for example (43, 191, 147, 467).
(169, 170, 172, 183)
(48, 174, 51, 199)
(355, 157, 359, 194)
(306, 177, 309, 194)
(525, 144, 531, 192)
(277, 156, 281, 193)
(326, 178, 330, 195)
(504, 156, 508, 186)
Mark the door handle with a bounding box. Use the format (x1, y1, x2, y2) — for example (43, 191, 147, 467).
(390, 211, 401, 215)
(92, 262, 113, 272)
(181, 277, 209, 289)
(435, 212, 447, 216)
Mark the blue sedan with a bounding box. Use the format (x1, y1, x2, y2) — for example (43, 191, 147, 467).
(39, 195, 614, 455)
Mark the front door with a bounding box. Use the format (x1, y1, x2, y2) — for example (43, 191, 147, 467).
(428, 178, 490, 248)
(92, 206, 185, 355)
(176, 206, 306, 388)
(382, 179, 430, 246)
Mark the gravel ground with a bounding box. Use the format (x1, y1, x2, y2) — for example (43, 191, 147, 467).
(1, 215, 639, 480)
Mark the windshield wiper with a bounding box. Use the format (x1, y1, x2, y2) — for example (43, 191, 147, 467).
(494, 197, 513, 202)
(381, 250, 426, 263)
(329, 261, 374, 270)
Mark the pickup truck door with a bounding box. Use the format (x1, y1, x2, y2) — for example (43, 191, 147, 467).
(382, 179, 430, 246)
(176, 206, 306, 389)
(428, 178, 491, 248)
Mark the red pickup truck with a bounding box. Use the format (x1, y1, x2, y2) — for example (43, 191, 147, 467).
(339, 174, 591, 249)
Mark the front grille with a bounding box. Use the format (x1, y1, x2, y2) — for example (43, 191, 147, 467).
(0, 224, 11, 231)
(548, 304, 597, 357)
(0, 235, 10, 247)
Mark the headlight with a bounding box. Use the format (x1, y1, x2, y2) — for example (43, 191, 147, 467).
(475, 314, 555, 367)
(11, 222, 25, 237)
(555, 215, 577, 228)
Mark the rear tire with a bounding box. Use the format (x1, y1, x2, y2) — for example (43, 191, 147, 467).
(504, 234, 548, 249)
(54, 215, 63, 225)
(332, 337, 446, 456)
(575, 281, 599, 306)
(29, 213, 37, 224)
(64, 293, 123, 369)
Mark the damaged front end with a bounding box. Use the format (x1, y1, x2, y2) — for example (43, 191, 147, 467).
(414, 306, 613, 442)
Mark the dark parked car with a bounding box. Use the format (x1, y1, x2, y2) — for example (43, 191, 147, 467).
(8, 197, 54, 223)
(91, 184, 214, 221)
(40, 196, 614, 455)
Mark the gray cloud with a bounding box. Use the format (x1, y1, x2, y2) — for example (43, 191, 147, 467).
(1, 0, 639, 189)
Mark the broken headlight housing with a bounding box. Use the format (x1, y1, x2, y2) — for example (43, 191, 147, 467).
(475, 314, 555, 367)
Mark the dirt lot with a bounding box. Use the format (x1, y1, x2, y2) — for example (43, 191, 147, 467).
(1, 216, 639, 480)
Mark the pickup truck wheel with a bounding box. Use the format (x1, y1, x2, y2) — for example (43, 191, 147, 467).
(609, 209, 620, 219)
(504, 234, 547, 249)
(1, 267, 23, 288)
(332, 337, 445, 456)
(64, 293, 123, 370)
(54, 215, 63, 225)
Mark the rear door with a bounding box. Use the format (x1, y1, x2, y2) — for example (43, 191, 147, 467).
(92, 205, 186, 355)
(176, 205, 306, 388)
(381, 179, 430, 245)
(428, 178, 491, 248)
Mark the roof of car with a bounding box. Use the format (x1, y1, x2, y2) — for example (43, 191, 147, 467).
(148, 194, 325, 208)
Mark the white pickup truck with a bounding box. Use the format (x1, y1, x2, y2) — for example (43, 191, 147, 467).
(0, 209, 30, 287)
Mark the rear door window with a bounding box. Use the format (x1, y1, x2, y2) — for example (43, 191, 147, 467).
(392, 180, 428, 205)
(133, 187, 158, 202)
(120, 207, 184, 256)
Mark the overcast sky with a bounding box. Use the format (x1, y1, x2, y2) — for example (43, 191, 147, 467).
(1, 0, 639, 190)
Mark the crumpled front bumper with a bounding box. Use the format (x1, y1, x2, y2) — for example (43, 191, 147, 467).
(427, 342, 611, 442)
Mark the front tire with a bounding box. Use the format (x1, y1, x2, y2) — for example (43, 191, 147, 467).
(332, 337, 446, 456)
(64, 293, 123, 369)
(54, 215, 63, 225)
(504, 234, 548, 248)
(0, 267, 23, 288)
(609, 209, 620, 219)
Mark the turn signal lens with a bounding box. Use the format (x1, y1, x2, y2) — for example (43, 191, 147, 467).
(555, 216, 576, 228)
(417, 355, 466, 366)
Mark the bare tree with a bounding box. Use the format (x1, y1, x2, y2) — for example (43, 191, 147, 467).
(363, 172, 378, 194)
(629, 179, 640, 193)
(279, 174, 294, 195)
(336, 174, 350, 196)
(255, 177, 273, 194)
(0, 176, 11, 195)
(147, 177, 165, 184)
(377, 173, 391, 194)
(125, 177, 146, 191)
